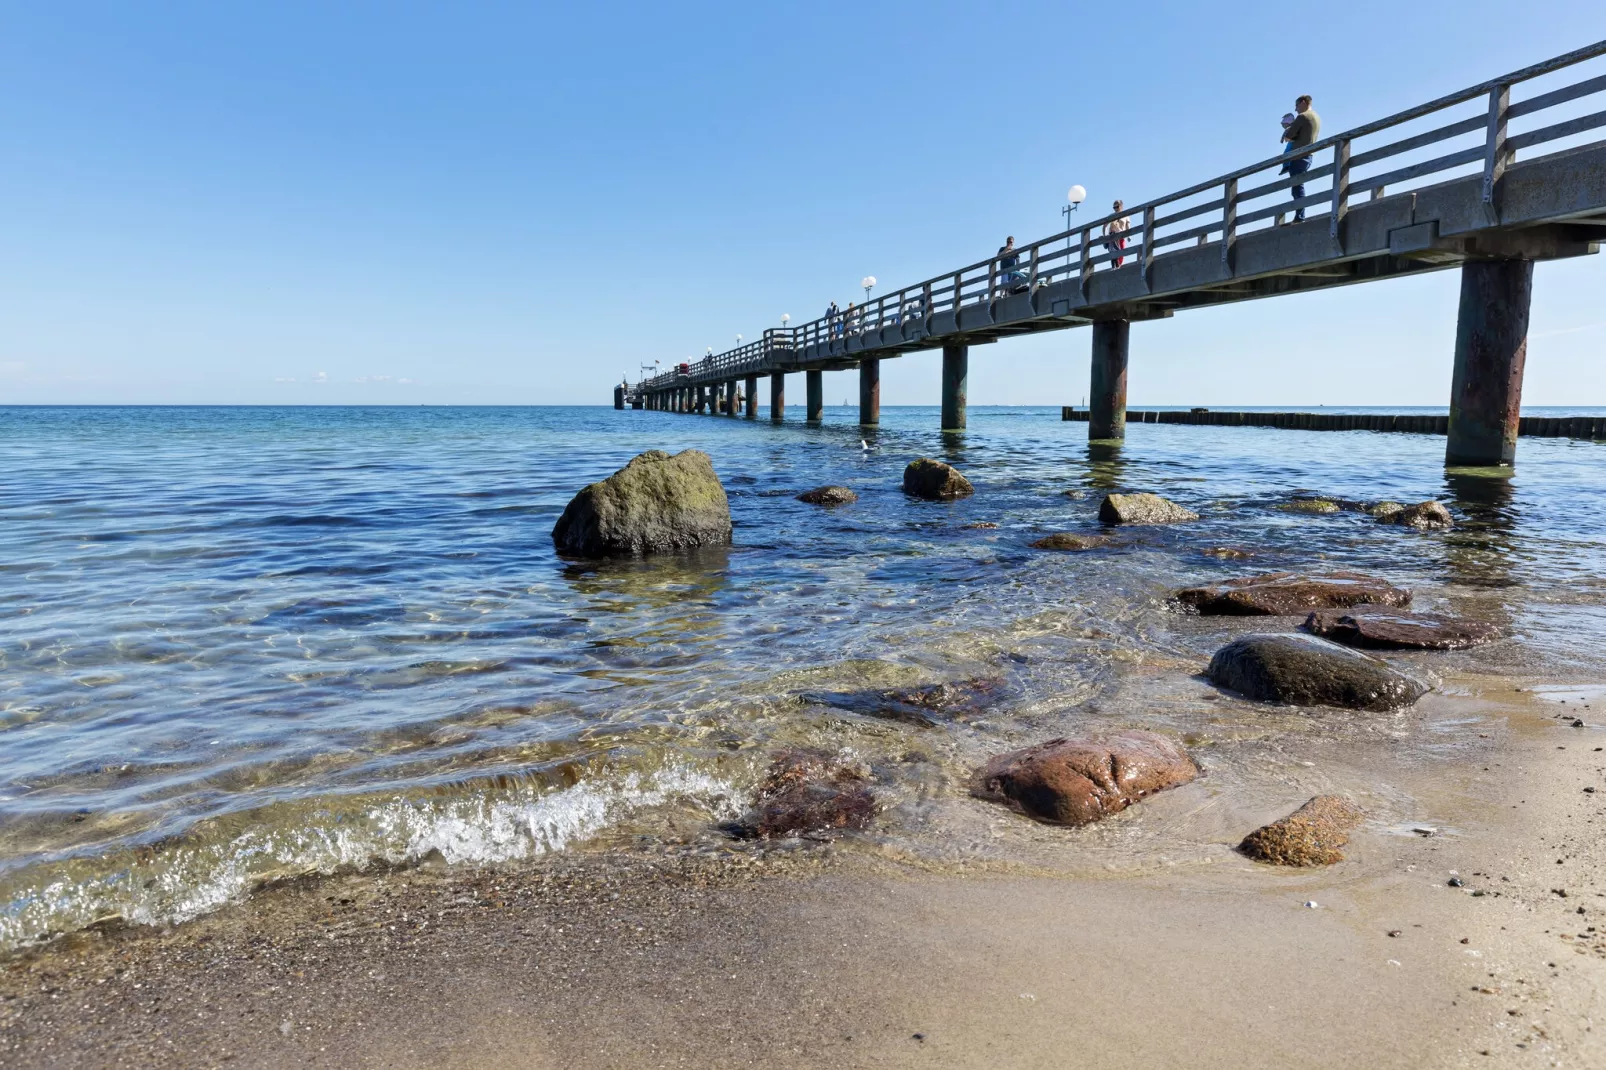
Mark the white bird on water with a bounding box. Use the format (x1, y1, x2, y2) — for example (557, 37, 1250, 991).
(860, 439, 872, 452)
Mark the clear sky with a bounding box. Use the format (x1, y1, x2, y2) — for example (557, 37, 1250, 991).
(2, 1, 1603, 407)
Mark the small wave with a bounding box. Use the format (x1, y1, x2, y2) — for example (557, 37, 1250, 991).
(0, 763, 737, 954)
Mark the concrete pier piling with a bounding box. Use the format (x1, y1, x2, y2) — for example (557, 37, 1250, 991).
(807, 370, 824, 422)
(770, 372, 785, 421)
(859, 358, 880, 426)
(745, 374, 758, 419)
(941, 344, 968, 431)
(727, 379, 739, 418)
(613, 386, 625, 410)
(1089, 319, 1130, 442)
(1447, 259, 1532, 467)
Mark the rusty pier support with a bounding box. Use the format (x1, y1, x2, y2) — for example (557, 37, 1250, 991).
(806, 370, 824, 422)
(769, 372, 785, 421)
(859, 359, 880, 425)
(1447, 259, 1532, 467)
(726, 378, 739, 418)
(1089, 319, 1130, 442)
(941, 344, 968, 431)
(745, 374, 758, 419)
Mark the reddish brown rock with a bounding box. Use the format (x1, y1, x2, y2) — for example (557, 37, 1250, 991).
(1239, 795, 1363, 866)
(735, 748, 875, 839)
(972, 731, 1199, 826)
(1303, 607, 1500, 650)
(1176, 571, 1411, 616)
(1030, 532, 1111, 551)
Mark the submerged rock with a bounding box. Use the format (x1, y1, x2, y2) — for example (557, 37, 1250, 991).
(803, 677, 1006, 728)
(1366, 501, 1405, 518)
(731, 748, 875, 839)
(962, 521, 1000, 530)
(1303, 607, 1500, 650)
(1098, 492, 1198, 525)
(902, 458, 974, 500)
(1279, 499, 1340, 514)
(1200, 546, 1255, 560)
(797, 485, 857, 506)
(1177, 571, 1411, 616)
(552, 449, 731, 557)
(1239, 795, 1364, 866)
(1378, 500, 1453, 530)
(971, 731, 1199, 826)
(1030, 532, 1111, 551)
(1206, 633, 1431, 710)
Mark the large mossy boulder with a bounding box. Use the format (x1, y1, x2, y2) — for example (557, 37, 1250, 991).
(1098, 492, 1198, 525)
(1177, 571, 1410, 616)
(903, 458, 973, 500)
(551, 449, 731, 557)
(971, 731, 1199, 826)
(1206, 633, 1430, 711)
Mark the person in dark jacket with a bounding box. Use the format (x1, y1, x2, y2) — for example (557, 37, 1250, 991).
(1281, 95, 1322, 222)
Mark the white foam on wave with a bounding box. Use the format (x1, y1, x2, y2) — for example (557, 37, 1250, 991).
(0, 763, 737, 953)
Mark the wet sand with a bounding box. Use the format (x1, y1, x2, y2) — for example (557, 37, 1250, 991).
(5, 684, 1606, 1069)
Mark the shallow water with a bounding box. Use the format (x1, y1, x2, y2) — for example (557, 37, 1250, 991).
(2, 404, 1605, 950)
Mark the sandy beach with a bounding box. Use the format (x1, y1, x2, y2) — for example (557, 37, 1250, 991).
(5, 678, 1604, 1069)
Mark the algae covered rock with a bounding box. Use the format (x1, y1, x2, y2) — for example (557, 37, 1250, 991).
(797, 485, 857, 506)
(1239, 795, 1363, 866)
(1279, 499, 1340, 514)
(1030, 532, 1111, 551)
(972, 731, 1199, 826)
(1378, 500, 1453, 530)
(552, 449, 731, 557)
(1098, 492, 1198, 525)
(1177, 571, 1411, 616)
(1206, 633, 1430, 711)
(1303, 607, 1500, 650)
(902, 458, 973, 500)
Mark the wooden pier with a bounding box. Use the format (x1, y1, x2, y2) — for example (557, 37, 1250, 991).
(1060, 408, 1606, 440)
(625, 42, 1606, 468)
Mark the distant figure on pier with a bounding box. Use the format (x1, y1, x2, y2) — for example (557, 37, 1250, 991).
(1103, 201, 1130, 268)
(997, 236, 1025, 296)
(845, 301, 858, 333)
(1281, 95, 1321, 222)
(828, 300, 841, 336)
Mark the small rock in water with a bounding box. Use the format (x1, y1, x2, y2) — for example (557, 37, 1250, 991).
(1303, 606, 1500, 650)
(1279, 499, 1341, 514)
(551, 449, 732, 557)
(1029, 532, 1111, 551)
(971, 731, 1198, 826)
(797, 485, 858, 506)
(1238, 795, 1364, 866)
(802, 678, 1006, 728)
(1377, 500, 1453, 530)
(729, 748, 875, 839)
(1097, 492, 1199, 525)
(962, 521, 999, 530)
(1200, 546, 1255, 560)
(902, 458, 974, 500)
(1177, 571, 1411, 616)
(1367, 501, 1405, 518)
(1206, 633, 1431, 710)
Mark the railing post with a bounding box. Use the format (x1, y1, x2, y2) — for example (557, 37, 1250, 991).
(1140, 206, 1156, 289)
(1078, 227, 1091, 295)
(1028, 244, 1040, 289)
(877, 295, 886, 329)
(951, 271, 962, 312)
(922, 281, 932, 324)
(1481, 82, 1510, 226)
(987, 259, 998, 305)
(1221, 178, 1237, 272)
(1329, 138, 1351, 244)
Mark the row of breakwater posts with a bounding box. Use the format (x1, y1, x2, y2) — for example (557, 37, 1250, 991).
(1061, 407, 1606, 440)
(619, 40, 1606, 469)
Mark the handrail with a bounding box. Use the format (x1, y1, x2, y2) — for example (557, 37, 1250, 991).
(630, 40, 1606, 397)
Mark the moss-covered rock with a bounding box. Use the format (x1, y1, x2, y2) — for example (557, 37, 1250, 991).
(1098, 492, 1198, 525)
(902, 458, 973, 500)
(551, 449, 732, 557)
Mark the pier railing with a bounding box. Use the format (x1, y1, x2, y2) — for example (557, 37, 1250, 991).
(631, 39, 1606, 396)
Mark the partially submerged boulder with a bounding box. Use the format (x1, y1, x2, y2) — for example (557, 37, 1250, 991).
(803, 677, 1006, 728)
(1177, 571, 1411, 616)
(1279, 499, 1340, 514)
(972, 731, 1199, 826)
(1206, 633, 1430, 711)
(1030, 532, 1111, 551)
(1239, 795, 1364, 866)
(903, 458, 973, 500)
(797, 485, 857, 506)
(1098, 492, 1198, 525)
(1304, 607, 1500, 650)
(552, 449, 731, 557)
(731, 748, 875, 839)
(1378, 500, 1453, 530)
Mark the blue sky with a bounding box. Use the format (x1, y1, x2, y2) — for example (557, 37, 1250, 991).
(1, 1, 1603, 406)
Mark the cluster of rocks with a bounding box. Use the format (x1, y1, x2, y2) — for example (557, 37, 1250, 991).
(550, 450, 1494, 865)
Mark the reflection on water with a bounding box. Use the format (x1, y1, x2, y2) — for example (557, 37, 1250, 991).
(2, 404, 1605, 950)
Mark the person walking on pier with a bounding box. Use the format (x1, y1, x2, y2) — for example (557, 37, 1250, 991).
(996, 236, 1024, 296)
(1281, 94, 1321, 222)
(828, 300, 841, 336)
(1103, 202, 1130, 267)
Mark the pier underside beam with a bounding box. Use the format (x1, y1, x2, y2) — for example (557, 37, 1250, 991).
(1447, 259, 1533, 467)
(1089, 319, 1131, 442)
(941, 344, 968, 431)
(770, 372, 785, 421)
(807, 370, 824, 422)
(859, 359, 880, 426)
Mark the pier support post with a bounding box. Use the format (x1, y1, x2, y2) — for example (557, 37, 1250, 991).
(1447, 259, 1532, 467)
(1089, 319, 1130, 442)
(806, 370, 824, 422)
(745, 374, 758, 419)
(941, 344, 968, 431)
(770, 371, 785, 421)
(696, 385, 707, 414)
(859, 358, 880, 426)
(727, 379, 739, 418)
(614, 386, 625, 410)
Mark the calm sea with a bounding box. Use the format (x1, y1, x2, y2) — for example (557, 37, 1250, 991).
(3, 404, 1605, 950)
